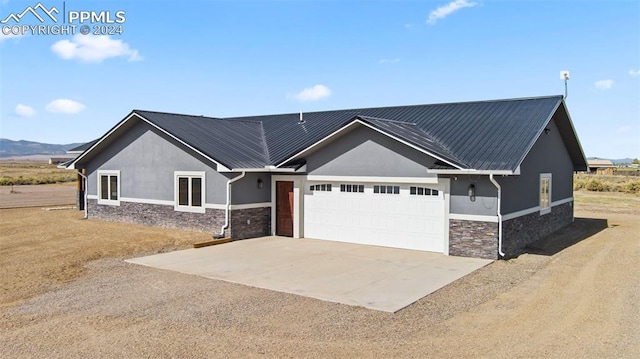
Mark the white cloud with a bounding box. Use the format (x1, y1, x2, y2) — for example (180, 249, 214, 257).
(15, 104, 36, 117)
(45, 99, 86, 114)
(51, 35, 143, 63)
(0, 32, 23, 43)
(288, 84, 332, 102)
(594, 79, 613, 90)
(427, 0, 478, 25)
(629, 69, 640, 77)
(404, 23, 413, 28)
(379, 58, 400, 64)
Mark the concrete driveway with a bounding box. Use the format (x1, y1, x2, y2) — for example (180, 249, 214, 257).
(126, 236, 492, 312)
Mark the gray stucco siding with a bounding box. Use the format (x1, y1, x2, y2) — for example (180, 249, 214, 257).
(305, 125, 438, 178)
(231, 172, 272, 205)
(83, 119, 229, 204)
(446, 176, 498, 216)
(497, 116, 574, 214)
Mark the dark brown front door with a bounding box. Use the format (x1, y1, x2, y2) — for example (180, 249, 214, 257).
(276, 181, 294, 236)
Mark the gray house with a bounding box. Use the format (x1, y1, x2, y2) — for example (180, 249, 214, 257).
(66, 95, 587, 259)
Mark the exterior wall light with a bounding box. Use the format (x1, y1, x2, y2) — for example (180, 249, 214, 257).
(468, 184, 476, 202)
(257, 178, 264, 189)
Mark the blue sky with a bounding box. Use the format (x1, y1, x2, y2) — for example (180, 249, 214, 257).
(1, 0, 638, 159)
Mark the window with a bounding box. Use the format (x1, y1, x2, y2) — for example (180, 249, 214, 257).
(410, 186, 439, 196)
(97, 170, 120, 205)
(540, 173, 552, 215)
(340, 184, 364, 193)
(175, 171, 205, 213)
(373, 185, 400, 194)
(310, 183, 332, 192)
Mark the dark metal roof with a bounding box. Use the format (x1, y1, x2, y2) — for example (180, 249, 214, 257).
(68, 139, 98, 153)
(356, 115, 468, 169)
(74, 95, 586, 173)
(134, 110, 268, 169)
(234, 95, 570, 171)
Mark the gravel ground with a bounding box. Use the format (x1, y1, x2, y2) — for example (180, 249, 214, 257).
(1, 192, 639, 358)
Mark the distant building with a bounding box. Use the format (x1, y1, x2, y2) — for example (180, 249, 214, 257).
(49, 157, 75, 165)
(587, 158, 615, 175)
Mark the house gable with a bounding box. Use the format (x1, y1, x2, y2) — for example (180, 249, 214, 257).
(304, 124, 439, 178)
(83, 118, 231, 205)
(498, 113, 575, 214)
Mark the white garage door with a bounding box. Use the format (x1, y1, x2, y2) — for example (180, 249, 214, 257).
(304, 182, 445, 252)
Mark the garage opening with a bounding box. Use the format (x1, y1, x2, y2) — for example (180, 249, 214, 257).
(304, 182, 445, 252)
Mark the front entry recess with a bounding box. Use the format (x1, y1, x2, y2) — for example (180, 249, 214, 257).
(276, 181, 294, 236)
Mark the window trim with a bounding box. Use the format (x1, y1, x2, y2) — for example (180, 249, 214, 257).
(540, 173, 552, 215)
(174, 171, 206, 213)
(97, 170, 120, 206)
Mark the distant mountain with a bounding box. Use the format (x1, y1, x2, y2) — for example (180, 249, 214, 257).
(0, 138, 84, 158)
(587, 157, 635, 165)
(611, 158, 635, 165)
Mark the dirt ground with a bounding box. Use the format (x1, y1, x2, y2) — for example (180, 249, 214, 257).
(0, 183, 76, 209)
(0, 190, 638, 358)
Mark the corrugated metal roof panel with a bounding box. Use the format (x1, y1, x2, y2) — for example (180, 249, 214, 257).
(68, 139, 98, 152)
(245, 95, 564, 171)
(129, 96, 569, 172)
(134, 110, 268, 169)
(357, 116, 467, 169)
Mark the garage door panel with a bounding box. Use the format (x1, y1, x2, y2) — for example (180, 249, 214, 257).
(304, 183, 445, 253)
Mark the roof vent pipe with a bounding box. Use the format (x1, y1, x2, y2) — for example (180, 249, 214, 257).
(298, 110, 305, 125)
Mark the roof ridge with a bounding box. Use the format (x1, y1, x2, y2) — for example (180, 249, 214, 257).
(218, 95, 564, 121)
(356, 115, 416, 125)
(133, 109, 219, 119)
(134, 109, 263, 124)
(259, 122, 270, 163)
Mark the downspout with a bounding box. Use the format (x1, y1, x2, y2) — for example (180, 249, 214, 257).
(489, 174, 505, 258)
(77, 170, 88, 219)
(215, 171, 246, 238)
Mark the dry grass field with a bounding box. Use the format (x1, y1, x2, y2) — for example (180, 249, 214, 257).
(574, 172, 640, 195)
(0, 207, 212, 306)
(0, 161, 77, 185)
(0, 187, 639, 357)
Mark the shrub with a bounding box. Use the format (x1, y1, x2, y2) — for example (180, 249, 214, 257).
(573, 173, 640, 195)
(625, 182, 640, 195)
(573, 179, 587, 191)
(585, 179, 607, 192)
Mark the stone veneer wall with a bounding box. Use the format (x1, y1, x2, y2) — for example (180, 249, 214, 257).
(229, 207, 271, 240)
(87, 199, 225, 233)
(502, 201, 573, 257)
(449, 219, 499, 260)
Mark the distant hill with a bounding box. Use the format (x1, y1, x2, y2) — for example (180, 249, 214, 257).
(0, 138, 84, 158)
(611, 158, 635, 165)
(587, 157, 635, 165)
